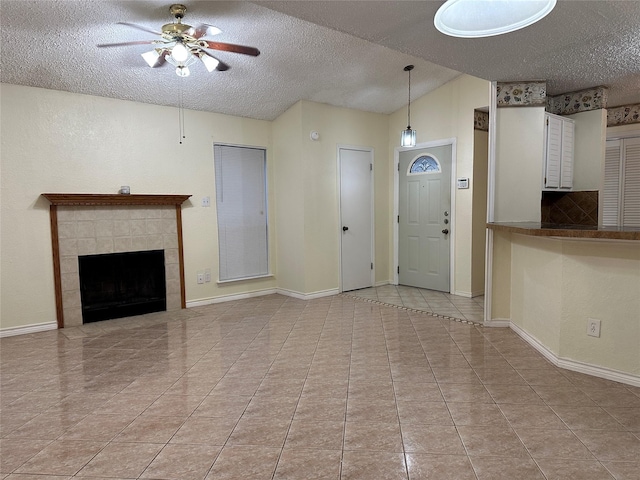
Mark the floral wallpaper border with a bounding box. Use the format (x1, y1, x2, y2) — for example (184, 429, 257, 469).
(474, 110, 489, 131)
(496, 81, 546, 107)
(547, 86, 608, 115)
(607, 104, 640, 126)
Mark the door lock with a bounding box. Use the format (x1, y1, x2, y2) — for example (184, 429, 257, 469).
(444, 219, 449, 224)
(442, 229, 449, 234)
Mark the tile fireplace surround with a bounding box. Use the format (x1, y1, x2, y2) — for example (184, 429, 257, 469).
(42, 194, 191, 328)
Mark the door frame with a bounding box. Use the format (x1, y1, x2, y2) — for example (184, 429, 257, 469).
(337, 144, 375, 293)
(393, 138, 457, 292)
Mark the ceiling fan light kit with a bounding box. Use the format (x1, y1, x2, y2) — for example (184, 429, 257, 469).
(434, 0, 557, 38)
(98, 3, 259, 76)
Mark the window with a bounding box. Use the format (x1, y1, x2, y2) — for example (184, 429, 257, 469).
(603, 137, 640, 226)
(214, 144, 269, 281)
(408, 155, 441, 175)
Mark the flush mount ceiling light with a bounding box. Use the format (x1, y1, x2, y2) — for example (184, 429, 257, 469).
(401, 65, 416, 148)
(98, 4, 259, 77)
(434, 0, 557, 38)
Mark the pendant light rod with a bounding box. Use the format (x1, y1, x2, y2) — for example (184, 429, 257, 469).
(405, 64, 413, 128)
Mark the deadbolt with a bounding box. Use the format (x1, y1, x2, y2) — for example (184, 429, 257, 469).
(444, 211, 449, 217)
(444, 219, 449, 224)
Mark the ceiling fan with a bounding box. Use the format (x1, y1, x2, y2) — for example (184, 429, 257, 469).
(97, 4, 260, 77)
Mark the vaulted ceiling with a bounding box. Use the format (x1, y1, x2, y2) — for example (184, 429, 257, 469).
(1, 1, 638, 121)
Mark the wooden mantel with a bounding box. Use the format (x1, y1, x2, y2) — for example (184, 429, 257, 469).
(42, 193, 191, 207)
(42, 193, 191, 328)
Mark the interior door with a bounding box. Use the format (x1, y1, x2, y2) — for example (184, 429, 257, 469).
(398, 144, 452, 291)
(340, 147, 373, 292)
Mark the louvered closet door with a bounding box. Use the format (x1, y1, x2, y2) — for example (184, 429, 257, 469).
(603, 140, 622, 226)
(622, 137, 640, 227)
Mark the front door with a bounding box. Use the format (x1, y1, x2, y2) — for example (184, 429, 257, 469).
(398, 144, 452, 291)
(340, 147, 373, 292)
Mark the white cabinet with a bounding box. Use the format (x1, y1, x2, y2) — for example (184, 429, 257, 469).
(543, 113, 575, 190)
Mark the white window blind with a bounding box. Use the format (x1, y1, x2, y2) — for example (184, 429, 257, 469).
(603, 137, 640, 227)
(214, 145, 268, 282)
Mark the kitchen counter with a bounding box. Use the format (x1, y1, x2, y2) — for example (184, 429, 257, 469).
(487, 222, 640, 241)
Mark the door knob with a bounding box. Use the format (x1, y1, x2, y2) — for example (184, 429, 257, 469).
(342, 226, 349, 231)
(442, 229, 449, 234)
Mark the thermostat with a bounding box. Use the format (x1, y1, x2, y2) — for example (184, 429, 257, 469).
(457, 178, 469, 189)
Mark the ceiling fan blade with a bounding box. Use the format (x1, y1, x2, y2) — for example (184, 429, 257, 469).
(203, 41, 260, 56)
(97, 40, 158, 48)
(117, 22, 161, 36)
(191, 23, 222, 38)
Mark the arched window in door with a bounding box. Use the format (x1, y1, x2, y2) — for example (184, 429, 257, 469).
(408, 155, 441, 175)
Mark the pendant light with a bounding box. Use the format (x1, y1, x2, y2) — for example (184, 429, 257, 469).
(401, 65, 416, 147)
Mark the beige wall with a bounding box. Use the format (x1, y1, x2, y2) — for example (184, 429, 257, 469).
(472, 130, 489, 295)
(495, 107, 545, 222)
(388, 75, 490, 296)
(0, 84, 276, 330)
(0, 85, 392, 331)
(569, 109, 606, 191)
(273, 100, 389, 296)
(299, 101, 389, 293)
(272, 102, 305, 293)
(500, 233, 640, 377)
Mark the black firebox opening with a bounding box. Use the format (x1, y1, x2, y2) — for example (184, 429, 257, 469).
(79, 250, 166, 323)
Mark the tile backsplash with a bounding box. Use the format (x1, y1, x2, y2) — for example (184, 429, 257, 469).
(541, 191, 598, 226)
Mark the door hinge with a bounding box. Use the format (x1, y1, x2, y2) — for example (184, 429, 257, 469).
(371, 262, 373, 270)
(370, 163, 373, 171)
(397, 215, 400, 223)
(397, 163, 400, 171)
(397, 266, 400, 274)
(546, 118, 549, 126)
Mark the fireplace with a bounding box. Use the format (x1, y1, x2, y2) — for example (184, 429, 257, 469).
(42, 193, 190, 328)
(79, 250, 167, 323)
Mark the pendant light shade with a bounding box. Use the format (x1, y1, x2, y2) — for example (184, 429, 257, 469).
(401, 65, 416, 147)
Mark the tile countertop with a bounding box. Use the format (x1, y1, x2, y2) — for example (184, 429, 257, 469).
(487, 222, 640, 241)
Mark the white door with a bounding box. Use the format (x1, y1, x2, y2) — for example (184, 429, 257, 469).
(340, 147, 373, 292)
(398, 144, 452, 291)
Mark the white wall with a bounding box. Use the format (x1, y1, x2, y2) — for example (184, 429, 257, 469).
(494, 107, 545, 222)
(506, 234, 640, 378)
(569, 109, 607, 191)
(0, 84, 276, 330)
(388, 75, 490, 296)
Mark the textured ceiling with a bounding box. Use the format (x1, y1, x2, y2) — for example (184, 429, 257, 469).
(1, 1, 638, 121)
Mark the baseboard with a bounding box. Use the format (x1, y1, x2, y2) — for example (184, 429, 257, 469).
(186, 288, 277, 308)
(276, 288, 339, 300)
(484, 318, 511, 327)
(509, 322, 560, 366)
(509, 321, 640, 388)
(453, 290, 472, 298)
(0, 321, 58, 338)
(375, 280, 391, 287)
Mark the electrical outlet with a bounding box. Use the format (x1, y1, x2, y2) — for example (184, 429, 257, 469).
(201, 196, 211, 207)
(197, 273, 205, 284)
(204, 269, 211, 283)
(587, 318, 601, 338)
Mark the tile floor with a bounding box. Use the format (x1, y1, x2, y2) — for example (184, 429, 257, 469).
(347, 285, 485, 324)
(1, 294, 639, 479)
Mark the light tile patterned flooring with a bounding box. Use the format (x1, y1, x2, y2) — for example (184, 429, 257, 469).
(1, 294, 639, 479)
(347, 285, 485, 324)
